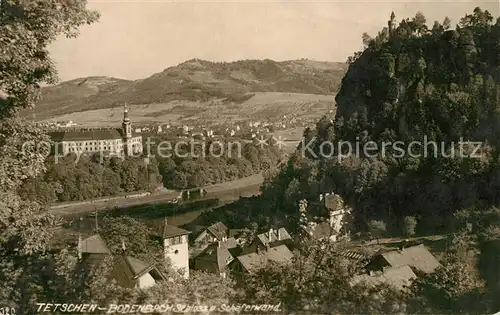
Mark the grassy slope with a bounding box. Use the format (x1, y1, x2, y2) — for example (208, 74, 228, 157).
(28, 59, 346, 121)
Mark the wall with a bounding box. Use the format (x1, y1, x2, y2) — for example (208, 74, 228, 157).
(137, 272, 156, 289)
(164, 236, 190, 279)
(50, 191, 152, 209)
(193, 258, 218, 273)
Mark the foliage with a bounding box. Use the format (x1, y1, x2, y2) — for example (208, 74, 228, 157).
(0, 0, 99, 312)
(254, 8, 500, 312)
(99, 216, 163, 264)
(368, 220, 387, 242)
(263, 7, 500, 233)
(403, 216, 417, 237)
(407, 232, 487, 314)
(240, 238, 406, 313)
(155, 137, 281, 190)
(19, 155, 162, 203)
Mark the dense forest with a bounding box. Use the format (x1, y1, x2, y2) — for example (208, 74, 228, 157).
(18, 137, 281, 204)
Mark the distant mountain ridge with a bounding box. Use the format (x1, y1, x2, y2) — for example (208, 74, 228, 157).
(31, 59, 347, 120)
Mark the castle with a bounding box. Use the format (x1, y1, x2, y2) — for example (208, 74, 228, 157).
(50, 104, 143, 157)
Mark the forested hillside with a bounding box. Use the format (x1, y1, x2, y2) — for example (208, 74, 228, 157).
(251, 7, 500, 313)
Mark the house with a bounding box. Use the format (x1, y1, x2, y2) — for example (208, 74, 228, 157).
(193, 237, 238, 278)
(245, 228, 292, 254)
(77, 234, 165, 289)
(193, 221, 229, 246)
(351, 265, 416, 291)
(112, 253, 166, 289)
(365, 244, 440, 274)
(305, 193, 352, 242)
(229, 244, 294, 274)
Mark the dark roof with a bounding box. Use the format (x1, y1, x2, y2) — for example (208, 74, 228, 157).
(377, 244, 440, 274)
(206, 222, 228, 240)
(195, 238, 238, 272)
(228, 228, 250, 238)
(256, 228, 292, 247)
(49, 128, 142, 142)
(235, 244, 293, 273)
(153, 223, 191, 239)
(112, 255, 158, 288)
(351, 265, 416, 290)
(80, 235, 111, 255)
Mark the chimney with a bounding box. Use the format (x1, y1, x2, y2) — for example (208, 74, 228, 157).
(319, 194, 323, 201)
(277, 229, 281, 241)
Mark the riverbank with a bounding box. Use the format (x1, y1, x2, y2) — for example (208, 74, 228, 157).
(50, 172, 264, 217)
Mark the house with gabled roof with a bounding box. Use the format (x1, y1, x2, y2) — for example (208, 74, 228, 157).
(194, 221, 229, 246)
(112, 254, 166, 289)
(193, 237, 238, 278)
(77, 234, 165, 289)
(244, 227, 293, 254)
(365, 244, 440, 274)
(305, 193, 352, 242)
(229, 244, 294, 275)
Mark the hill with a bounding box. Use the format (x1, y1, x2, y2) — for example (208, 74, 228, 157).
(28, 59, 346, 120)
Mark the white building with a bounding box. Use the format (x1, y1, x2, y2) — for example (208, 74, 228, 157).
(158, 220, 191, 279)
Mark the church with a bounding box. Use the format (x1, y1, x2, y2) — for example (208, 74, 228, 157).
(50, 104, 143, 157)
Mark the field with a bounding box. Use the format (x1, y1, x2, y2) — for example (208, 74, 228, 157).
(42, 92, 335, 127)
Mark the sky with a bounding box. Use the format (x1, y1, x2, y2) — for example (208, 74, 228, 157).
(49, 0, 499, 82)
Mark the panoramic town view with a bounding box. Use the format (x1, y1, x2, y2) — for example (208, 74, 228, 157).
(2, 0, 500, 314)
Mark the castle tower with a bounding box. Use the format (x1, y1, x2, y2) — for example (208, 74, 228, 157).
(388, 11, 396, 36)
(122, 103, 133, 156)
(162, 218, 191, 279)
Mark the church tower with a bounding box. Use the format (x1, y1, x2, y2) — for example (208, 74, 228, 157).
(122, 103, 133, 156)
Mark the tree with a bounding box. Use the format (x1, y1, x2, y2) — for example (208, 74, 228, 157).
(403, 216, 417, 237)
(99, 216, 163, 264)
(0, 0, 99, 312)
(407, 232, 487, 314)
(171, 171, 188, 190)
(241, 238, 406, 313)
(368, 220, 387, 244)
